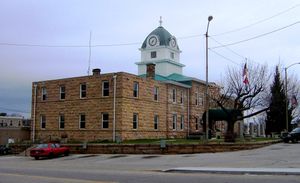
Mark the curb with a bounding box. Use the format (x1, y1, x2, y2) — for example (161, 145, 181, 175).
(163, 167, 300, 175)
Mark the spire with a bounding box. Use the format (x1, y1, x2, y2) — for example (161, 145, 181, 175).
(159, 16, 163, 27)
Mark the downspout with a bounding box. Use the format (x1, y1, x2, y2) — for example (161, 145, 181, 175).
(113, 74, 117, 142)
(187, 88, 190, 137)
(32, 82, 37, 143)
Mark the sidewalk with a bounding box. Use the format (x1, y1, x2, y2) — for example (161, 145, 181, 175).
(164, 167, 300, 175)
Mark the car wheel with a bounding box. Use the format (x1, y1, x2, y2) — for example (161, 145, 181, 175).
(283, 139, 289, 143)
(64, 151, 70, 156)
(35, 157, 39, 160)
(291, 139, 297, 143)
(48, 153, 54, 159)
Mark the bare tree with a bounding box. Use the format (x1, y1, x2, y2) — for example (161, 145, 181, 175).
(211, 62, 270, 141)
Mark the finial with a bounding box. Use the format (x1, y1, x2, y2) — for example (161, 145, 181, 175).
(159, 16, 163, 26)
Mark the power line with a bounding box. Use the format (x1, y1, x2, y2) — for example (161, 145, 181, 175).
(209, 36, 245, 59)
(210, 21, 300, 49)
(212, 4, 300, 36)
(0, 42, 142, 48)
(0, 107, 30, 114)
(209, 48, 240, 65)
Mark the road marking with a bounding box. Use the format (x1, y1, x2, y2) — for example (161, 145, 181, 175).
(0, 172, 117, 183)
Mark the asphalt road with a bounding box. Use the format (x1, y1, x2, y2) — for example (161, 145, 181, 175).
(0, 143, 300, 183)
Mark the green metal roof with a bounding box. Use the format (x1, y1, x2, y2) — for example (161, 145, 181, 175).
(141, 26, 179, 50)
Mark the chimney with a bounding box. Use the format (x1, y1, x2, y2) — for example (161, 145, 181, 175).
(146, 64, 156, 79)
(92, 68, 101, 76)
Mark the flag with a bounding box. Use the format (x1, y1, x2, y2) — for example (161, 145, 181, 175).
(243, 63, 249, 85)
(291, 95, 298, 108)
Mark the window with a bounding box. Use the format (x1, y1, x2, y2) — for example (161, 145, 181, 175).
(195, 117, 199, 131)
(9, 121, 12, 126)
(133, 82, 139, 98)
(170, 52, 174, 59)
(133, 113, 138, 129)
(40, 115, 46, 129)
(42, 87, 47, 101)
(172, 88, 176, 103)
(59, 115, 65, 129)
(151, 51, 157, 58)
(199, 94, 203, 106)
(80, 83, 86, 98)
(79, 114, 86, 129)
(154, 87, 159, 101)
(154, 115, 159, 130)
(102, 81, 109, 96)
(195, 92, 198, 105)
(180, 91, 184, 104)
(102, 113, 109, 129)
(60, 86, 65, 100)
(172, 114, 177, 130)
(180, 115, 184, 130)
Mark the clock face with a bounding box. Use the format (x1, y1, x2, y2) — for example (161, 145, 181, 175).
(170, 38, 176, 48)
(148, 36, 158, 46)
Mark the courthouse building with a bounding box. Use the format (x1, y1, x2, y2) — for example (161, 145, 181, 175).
(31, 23, 243, 142)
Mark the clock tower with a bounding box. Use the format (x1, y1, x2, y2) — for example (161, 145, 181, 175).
(136, 18, 185, 77)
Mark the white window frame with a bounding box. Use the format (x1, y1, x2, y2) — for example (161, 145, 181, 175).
(172, 88, 176, 103)
(154, 115, 159, 130)
(154, 87, 159, 101)
(180, 115, 184, 130)
(180, 91, 184, 104)
(59, 114, 65, 130)
(195, 117, 199, 131)
(133, 82, 139, 98)
(172, 114, 177, 130)
(102, 81, 109, 97)
(102, 113, 109, 129)
(80, 83, 86, 99)
(60, 86, 65, 100)
(79, 114, 86, 129)
(41, 87, 47, 101)
(40, 115, 46, 129)
(133, 113, 138, 129)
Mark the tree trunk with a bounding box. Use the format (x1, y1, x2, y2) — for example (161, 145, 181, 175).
(225, 120, 236, 142)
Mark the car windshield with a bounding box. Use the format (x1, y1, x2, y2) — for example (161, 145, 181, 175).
(291, 128, 300, 133)
(36, 144, 49, 148)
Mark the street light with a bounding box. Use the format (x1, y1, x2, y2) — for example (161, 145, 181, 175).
(205, 15, 213, 140)
(285, 62, 300, 132)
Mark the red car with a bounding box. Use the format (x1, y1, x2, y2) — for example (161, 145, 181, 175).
(30, 143, 70, 160)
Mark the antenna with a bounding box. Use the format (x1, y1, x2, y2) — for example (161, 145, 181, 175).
(87, 31, 92, 75)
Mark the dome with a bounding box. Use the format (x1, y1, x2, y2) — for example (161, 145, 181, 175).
(141, 26, 179, 50)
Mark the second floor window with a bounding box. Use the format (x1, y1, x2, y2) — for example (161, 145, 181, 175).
(79, 114, 86, 129)
(60, 86, 65, 100)
(172, 88, 176, 103)
(154, 87, 159, 101)
(80, 84, 86, 98)
(180, 91, 184, 104)
(133, 82, 139, 98)
(42, 87, 47, 101)
(102, 81, 109, 96)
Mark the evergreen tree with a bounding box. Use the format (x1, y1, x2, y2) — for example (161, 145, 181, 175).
(265, 66, 291, 135)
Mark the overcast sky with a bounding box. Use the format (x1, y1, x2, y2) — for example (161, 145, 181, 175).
(1, 0, 300, 117)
